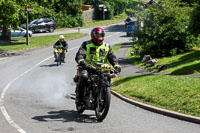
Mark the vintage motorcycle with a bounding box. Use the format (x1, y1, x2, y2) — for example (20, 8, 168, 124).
(74, 61, 118, 121)
(54, 46, 64, 66)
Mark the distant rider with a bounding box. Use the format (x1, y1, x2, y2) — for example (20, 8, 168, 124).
(53, 35, 68, 63)
(75, 27, 121, 105)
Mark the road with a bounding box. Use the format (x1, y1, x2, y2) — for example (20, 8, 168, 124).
(0, 23, 199, 133)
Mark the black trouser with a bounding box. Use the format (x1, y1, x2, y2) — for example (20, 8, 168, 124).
(76, 68, 88, 103)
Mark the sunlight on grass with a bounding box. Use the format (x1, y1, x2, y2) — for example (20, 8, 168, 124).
(111, 44, 122, 54)
(112, 74, 200, 117)
(126, 47, 200, 75)
(0, 33, 84, 54)
(84, 13, 127, 27)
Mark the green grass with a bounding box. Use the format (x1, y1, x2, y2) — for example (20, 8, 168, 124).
(0, 33, 85, 55)
(112, 74, 200, 117)
(57, 13, 127, 30)
(84, 13, 127, 27)
(111, 44, 122, 54)
(127, 47, 200, 75)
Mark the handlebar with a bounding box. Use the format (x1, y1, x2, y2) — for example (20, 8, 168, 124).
(55, 46, 65, 49)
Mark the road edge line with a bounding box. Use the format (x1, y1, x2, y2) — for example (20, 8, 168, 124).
(0, 46, 79, 133)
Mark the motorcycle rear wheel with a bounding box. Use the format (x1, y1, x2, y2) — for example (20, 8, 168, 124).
(75, 86, 85, 113)
(95, 86, 111, 121)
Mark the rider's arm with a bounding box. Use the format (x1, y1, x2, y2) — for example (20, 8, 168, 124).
(62, 40, 68, 48)
(107, 45, 121, 72)
(53, 41, 59, 48)
(75, 42, 87, 65)
(107, 45, 118, 66)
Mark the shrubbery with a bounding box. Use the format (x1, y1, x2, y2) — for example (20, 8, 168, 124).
(133, 0, 196, 57)
(190, 1, 200, 37)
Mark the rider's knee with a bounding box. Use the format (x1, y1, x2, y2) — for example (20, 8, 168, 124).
(79, 70, 88, 81)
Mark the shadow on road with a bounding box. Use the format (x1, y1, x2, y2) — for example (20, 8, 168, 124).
(117, 42, 133, 66)
(104, 24, 125, 32)
(32, 110, 99, 123)
(40, 64, 59, 67)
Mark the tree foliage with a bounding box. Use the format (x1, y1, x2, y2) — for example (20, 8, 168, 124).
(83, 0, 128, 20)
(133, 0, 194, 57)
(190, 0, 200, 36)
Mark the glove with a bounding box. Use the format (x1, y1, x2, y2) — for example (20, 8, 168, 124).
(114, 65, 121, 73)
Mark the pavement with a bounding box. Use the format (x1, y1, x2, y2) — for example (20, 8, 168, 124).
(114, 42, 200, 124)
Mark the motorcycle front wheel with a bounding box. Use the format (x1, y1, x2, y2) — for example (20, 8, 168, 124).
(75, 87, 85, 114)
(95, 85, 111, 121)
(57, 53, 61, 66)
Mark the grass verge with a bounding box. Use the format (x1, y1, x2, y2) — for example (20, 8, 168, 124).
(111, 44, 122, 54)
(0, 33, 85, 56)
(58, 13, 127, 30)
(112, 74, 200, 117)
(127, 47, 200, 75)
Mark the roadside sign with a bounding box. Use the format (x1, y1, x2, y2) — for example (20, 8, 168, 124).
(27, 5, 32, 11)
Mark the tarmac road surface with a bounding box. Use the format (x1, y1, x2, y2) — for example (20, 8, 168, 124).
(0, 23, 199, 133)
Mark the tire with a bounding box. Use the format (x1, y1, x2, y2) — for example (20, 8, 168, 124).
(57, 54, 61, 66)
(49, 27, 54, 32)
(126, 32, 129, 37)
(95, 85, 111, 121)
(76, 104, 85, 114)
(75, 87, 85, 113)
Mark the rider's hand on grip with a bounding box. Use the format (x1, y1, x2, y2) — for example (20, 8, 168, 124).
(114, 65, 121, 73)
(87, 64, 96, 71)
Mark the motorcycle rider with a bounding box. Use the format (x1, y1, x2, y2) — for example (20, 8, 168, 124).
(75, 27, 121, 105)
(53, 35, 68, 63)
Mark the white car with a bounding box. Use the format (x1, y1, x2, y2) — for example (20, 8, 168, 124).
(11, 28, 32, 37)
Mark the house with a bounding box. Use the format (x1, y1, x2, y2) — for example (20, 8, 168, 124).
(81, 5, 95, 22)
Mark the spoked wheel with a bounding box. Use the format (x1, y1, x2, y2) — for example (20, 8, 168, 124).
(57, 54, 61, 66)
(95, 85, 111, 121)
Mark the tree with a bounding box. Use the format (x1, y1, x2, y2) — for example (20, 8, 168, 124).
(190, 1, 200, 36)
(83, 0, 129, 20)
(133, 0, 193, 57)
(0, 0, 25, 41)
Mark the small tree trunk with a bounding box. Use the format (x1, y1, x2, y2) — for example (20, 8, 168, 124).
(0, 26, 11, 42)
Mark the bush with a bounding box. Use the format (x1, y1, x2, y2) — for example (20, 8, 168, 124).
(190, 1, 200, 36)
(133, 0, 194, 57)
(53, 12, 83, 28)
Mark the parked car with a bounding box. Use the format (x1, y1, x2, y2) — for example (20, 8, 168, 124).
(0, 27, 32, 37)
(0, 25, 3, 36)
(21, 18, 56, 33)
(11, 28, 32, 37)
(125, 20, 138, 37)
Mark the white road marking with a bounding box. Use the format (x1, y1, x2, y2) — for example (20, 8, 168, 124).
(0, 57, 8, 61)
(0, 46, 79, 133)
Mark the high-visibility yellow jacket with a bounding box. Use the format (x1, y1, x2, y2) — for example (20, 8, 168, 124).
(75, 40, 119, 67)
